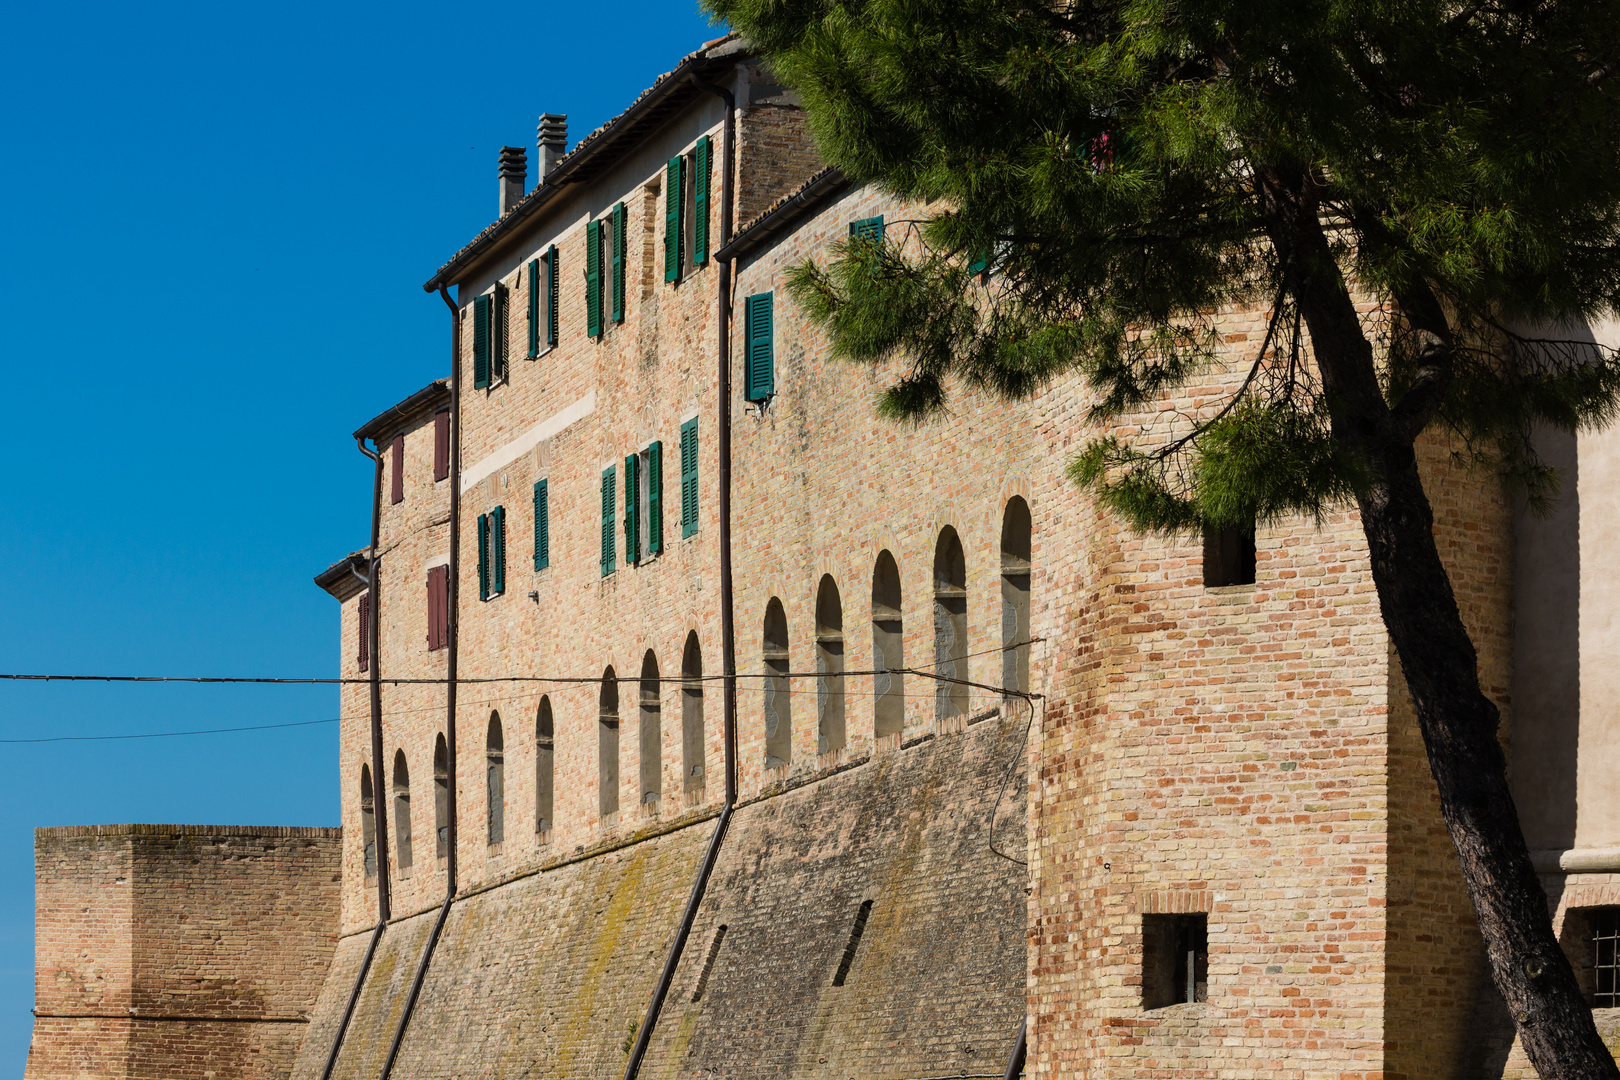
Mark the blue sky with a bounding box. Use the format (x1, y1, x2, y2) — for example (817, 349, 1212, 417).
(0, 0, 721, 1069)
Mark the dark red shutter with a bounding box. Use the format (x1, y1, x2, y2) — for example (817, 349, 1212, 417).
(391, 435, 405, 504)
(427, 566, 447, 650)
(433, 410, 450, 481)
(358, 593, 371, 672)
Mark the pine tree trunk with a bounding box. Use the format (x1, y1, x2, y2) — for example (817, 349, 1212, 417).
(1265, 183, 1620, 1080)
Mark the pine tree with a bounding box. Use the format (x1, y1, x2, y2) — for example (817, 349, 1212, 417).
(706, 0, 1620, 1075)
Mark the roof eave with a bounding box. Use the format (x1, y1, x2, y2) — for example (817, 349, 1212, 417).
(314, 552, 372, 601)
(353, 379, 451, 444)
(714, 168, 853, 265)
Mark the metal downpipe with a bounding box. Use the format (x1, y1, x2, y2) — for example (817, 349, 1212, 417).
(1002, 1017, 1027, 1080)
(619, 74, 739, 1080)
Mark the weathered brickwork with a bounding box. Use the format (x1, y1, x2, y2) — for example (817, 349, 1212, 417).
(26, 825, 341, 1080)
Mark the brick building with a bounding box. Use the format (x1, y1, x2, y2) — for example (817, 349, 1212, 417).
(26, 33, 1620, 1080)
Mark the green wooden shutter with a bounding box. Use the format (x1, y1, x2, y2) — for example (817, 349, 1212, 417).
(494, 282, 509, 382)
(648, 440, 663, 554)
(546, 245, 559, 346)
(586, 220, 602, 338)
(624, 453, 640, 565)
(693, 136, 710, 265)
(473, 294, 491, 389)
(611, 202, 626, 323)
(968, 249, 988, 275)
(664, 156, 684, 282)
(477, 513, 490, 600)
(534, 480, 549, 570)
(492, 505, 506, 595)
(680, 418, 698, 538)
(527, 259, 541, 357)
(601, 467, 616, 577)
(850, 215, 885, 243)
(744, 292, 774, 401)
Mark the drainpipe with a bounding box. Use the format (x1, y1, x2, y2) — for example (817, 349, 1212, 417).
(620, 74, 740, 1080)
(317, 917, 384, 1080)
(1002, 1017, 1027, 1080)
(355, 440, 392, 921)
(375, 287, 465, 1080)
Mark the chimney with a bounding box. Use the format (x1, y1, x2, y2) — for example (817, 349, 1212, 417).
(537, 114, 568, 181)
(498, 146, 527, 216)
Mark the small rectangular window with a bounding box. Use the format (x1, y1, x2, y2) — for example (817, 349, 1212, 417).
(601, 467, 617, 577)
(1202, 523, 1256, 587)
(357, 593, 370, 672)
(533, 479, 549, 571)
(433, 410, 449, 481)
(849, 215, 885, 243)
(390, 434, 405, 505)
(1142, 913, 1207, 1008)
(680, 419, 699, 538)
(744, 292, 774, 402)
(1595, 909, 1620, 1007)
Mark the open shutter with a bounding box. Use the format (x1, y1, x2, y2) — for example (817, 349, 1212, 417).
(358, 593, 370, 672)
(601, 468, 616, 576)
(611, 202, 626, 323)
(664, 156, 684, 282)
(477, 513, 490, 601)
(473, 294, 491, 388)
(586, 221, 602, 338)
(745, 292, 774, 401)
(624, 453, 640, 565)
(534, 480, 549, 570)
(648, 440, 663, 554)
(527, 258, 541, 357)
(546, 246, 559, 346)
(680, 419, 698, 538)
(390, 435, 405, 504)
(491, 506, 506, 596)
(494, 282, 509, 381)
(693, 136, 710, 265)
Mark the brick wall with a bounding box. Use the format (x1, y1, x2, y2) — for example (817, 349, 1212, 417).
(25, 825, 342, 1080)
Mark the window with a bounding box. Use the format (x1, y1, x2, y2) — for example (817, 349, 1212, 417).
(433, 409, 450, 481)
(611, 201, 627, 324)
(744, 292, 774, 402)
(533, 479, 549, 571)
(1001, 497, 1032, 695)
(816, 575, 845, 755)
(393, 750, 413, 873)
(664, 138, 712, 283)
(433, 735, 449, 859)
(872, 551, 904, 738)
(933, 527, 969, 721)
(682, 633, 704, 793)
(763, 598, 791, 769)
(390, 434, 405, 504)
(357, 593, 371, 673)
(664, 154, 687, 283)
(1561, 906, 1620, 1006)
(1203, 521, 1255, 587)
(477, 506, 506, 600)
(536, 697, 554, 835)
(586, 219, 604, 339)
(487, 712, 505, 846)
(527, 257, 542, 358)
(426, 566, 449, 651)
(541, 245, 560, 348)
(469, 284, 508, 388)
(360, 765, 377, 878)
(680, 419, 699, 538)
(849, 215, 885, 243)
(600, 467, 616, 577)
(1142, 913, 1207, 1008)
(624, 443, 665, 565)
(640, 651, 662, 807)
(600, 668, 620, 817)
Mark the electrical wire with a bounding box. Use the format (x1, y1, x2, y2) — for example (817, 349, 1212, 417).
(0, 718, 339, 744)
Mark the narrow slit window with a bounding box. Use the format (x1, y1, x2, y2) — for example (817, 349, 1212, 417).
(360, 765, 377, 879)
(832, 900, 874, 986)
(872, 551, 904, 738)
(392, 750, 413, 873)
(933, 527, 969, 721)
(1000, 497, 1032, 695)
(640, 651, 662, 806)
(816, 575, 845, 755)
(682, 633, 704, 792)
(600, 668, 620, 817)
(487, 712, 505, 846)
(536, 697, 555, 835)
(763, 598, 791, 768)
(433, 735, 449, 859)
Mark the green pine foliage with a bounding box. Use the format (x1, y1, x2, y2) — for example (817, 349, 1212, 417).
(715, 0, 1620, 531)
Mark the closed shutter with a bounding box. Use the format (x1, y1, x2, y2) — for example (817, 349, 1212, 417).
(968, 249, 988, 275)
(358, 593, 370, 672)
(546, 245, 559, 346)
(533, 480, 549, 571)
(611, 202, 626, 323)
(427, 566, 446, 651)
(495, 282, 510, 381)
(390, 435, 405, 504)
(664, 156, 684, 282)
(527, 258, 541, 357)
(492, 505, 506, 596)
(433, 410, 449, 481)
(601, 467, 616, 576)
(850, 215, 885, 242)
(648, 440, 663, 554)
(478, 513, 490, 601)
(744, 292, 774, 401)
(624, 453, 640, 565)
(693, 136, 710, 265)
(473, 294, 491, 388)
(680, 418, 698, 538)
(586, 220, 602, 338)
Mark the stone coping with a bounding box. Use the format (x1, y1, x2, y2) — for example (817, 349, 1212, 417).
(37, 824, 341, 840)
